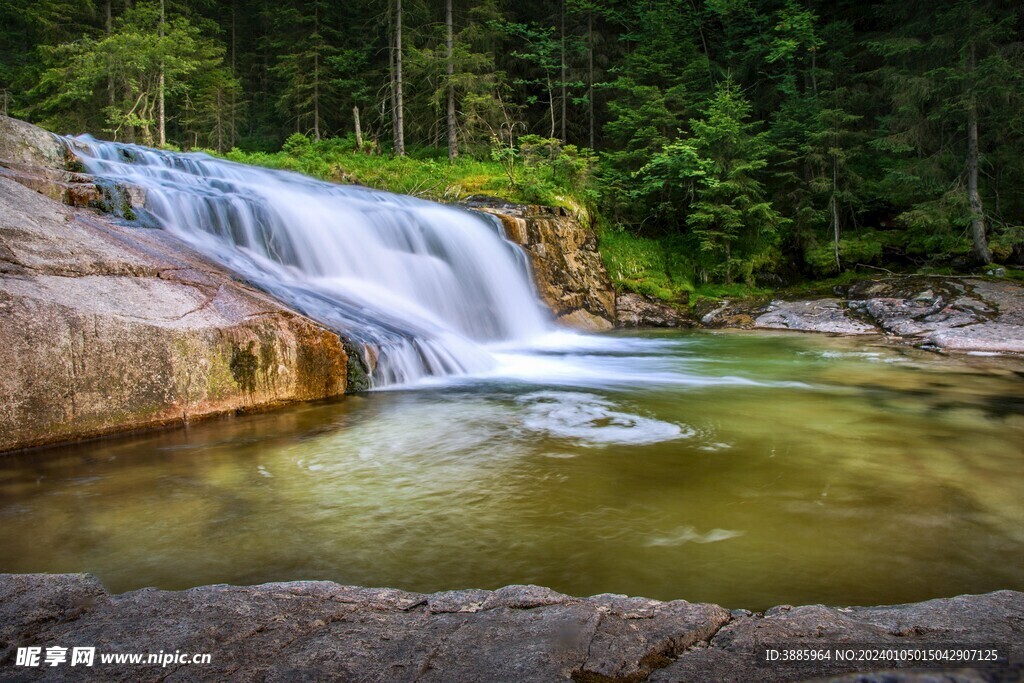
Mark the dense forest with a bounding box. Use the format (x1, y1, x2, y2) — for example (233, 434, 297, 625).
(1, 0, 1022, 293)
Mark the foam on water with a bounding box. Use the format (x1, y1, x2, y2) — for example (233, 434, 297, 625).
(516, 391, 691, 446)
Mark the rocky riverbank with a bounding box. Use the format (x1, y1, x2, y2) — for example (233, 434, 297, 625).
(0, 115, 623, 452)
(0, 574, 1020, 682)
(614, 274, 1024, 355)
(698, 275, 1024, 354)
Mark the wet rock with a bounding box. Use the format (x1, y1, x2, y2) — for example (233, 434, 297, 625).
(0, 575, 1019, 682)
(914, 289, 935, 301)
(696, 299, 765, 329)
(472, 202, 616, 331)
(616, 292, 694, 328)
(843, 277, 1024, 354)
(0, 116, 144, 219)
(0, 176, 350, 453)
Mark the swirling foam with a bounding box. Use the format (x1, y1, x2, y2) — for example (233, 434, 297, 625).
(516, 391, 691, 447)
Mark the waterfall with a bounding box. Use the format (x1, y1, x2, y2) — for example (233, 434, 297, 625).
(69, 137, 552, 388)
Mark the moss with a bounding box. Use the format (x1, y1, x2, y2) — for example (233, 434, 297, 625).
(293, 326, 347, 398)
(206, 350, 237, 400)
(259, 337, 279, 388)
(229, 341, 259, 393)
(341, 337, 371, 392)
(120, 193, 136, 221)
(64, 157, 86, 174)
(87, 181, 136, 220)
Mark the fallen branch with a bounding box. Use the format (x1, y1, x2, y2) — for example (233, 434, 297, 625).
(855, 263, 896, 275)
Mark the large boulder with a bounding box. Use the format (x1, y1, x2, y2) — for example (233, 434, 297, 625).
(0, 115, 65, 168)
(0, 174, 349, 453)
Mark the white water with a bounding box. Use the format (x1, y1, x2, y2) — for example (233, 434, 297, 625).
(71, 137, 550, 386)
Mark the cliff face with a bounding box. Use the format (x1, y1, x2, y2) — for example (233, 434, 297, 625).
(0, 116, 350, 452)
(473, 203, 617, 331)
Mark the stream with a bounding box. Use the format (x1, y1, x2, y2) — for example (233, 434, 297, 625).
(2, 330, 1022, 610)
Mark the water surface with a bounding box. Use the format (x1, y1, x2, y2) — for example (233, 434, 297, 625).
(2, 330, 1022, 610)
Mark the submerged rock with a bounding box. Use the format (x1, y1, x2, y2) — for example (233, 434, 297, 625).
(0, 574, 1019, 682)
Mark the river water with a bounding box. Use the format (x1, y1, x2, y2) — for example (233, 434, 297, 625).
(2, 330, 1022, 610)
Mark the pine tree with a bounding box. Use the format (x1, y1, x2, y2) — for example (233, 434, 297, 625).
(871, 0, 1022, 264)
(685, 82, 788, 284)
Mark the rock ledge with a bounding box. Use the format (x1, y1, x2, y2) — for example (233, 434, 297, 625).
(0, 574, 1020, 682)
(698, 275, 1024, 355)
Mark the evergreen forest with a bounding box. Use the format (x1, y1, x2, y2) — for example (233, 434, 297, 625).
(3, 0, 1022, 296)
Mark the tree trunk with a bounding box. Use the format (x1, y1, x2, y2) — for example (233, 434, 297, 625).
(832, 150, 841, 270)
(967, 44, 992, 264)
(353, 105, 363, 150)
(587, 10, 594, 149)
(157, 0, 166, 148)
(446, 0, 458, 160)
(831, 196, 841, 271)
(388, 3, 398, 151)
(106, 0, 115, 109)
(560, 0, 566, 142)
(312, 3, 320, 140)
(548, 79, 556, 139)
(229, 0, 237, 148)
(724, 241, 732, 285)
(216, 89, 223, 152)
(394, 0, 406, 156)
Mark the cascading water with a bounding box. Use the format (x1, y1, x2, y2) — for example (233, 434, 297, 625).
(69, 136, 551, 387)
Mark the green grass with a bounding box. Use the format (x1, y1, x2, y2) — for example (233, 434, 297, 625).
(215, 135, 586, 211)
(597, 225, 778, 304)
(597, 226, 694, 302)
(1000, 268, 1024, 282)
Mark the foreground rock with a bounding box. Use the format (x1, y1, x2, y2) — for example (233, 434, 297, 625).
(0, 575, 1019, 682)
(0, 118, 351, 452)
(471, 200, 617, 331)
(700, 276, 1024, 354)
